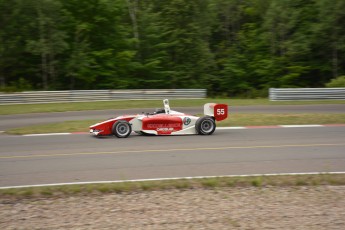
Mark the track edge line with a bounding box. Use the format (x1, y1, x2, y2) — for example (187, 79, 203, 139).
(1, 172, 345, 190)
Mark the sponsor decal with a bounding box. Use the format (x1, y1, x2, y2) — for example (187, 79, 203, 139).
(183, 117, 191, 126)
(147, 123, 181, 129)
(157, 128, 174, 132)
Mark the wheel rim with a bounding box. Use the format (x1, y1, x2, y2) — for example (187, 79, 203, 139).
(117, 123, 130, 136)
(201, 120, 214, 133)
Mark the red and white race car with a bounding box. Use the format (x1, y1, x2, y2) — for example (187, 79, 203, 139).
(89, 99, 228, 138)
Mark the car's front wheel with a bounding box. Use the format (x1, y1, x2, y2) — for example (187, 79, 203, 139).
(195, 116, 216, 135)
(112, 120, 132, 138)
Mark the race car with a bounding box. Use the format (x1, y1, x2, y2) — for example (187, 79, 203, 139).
(89, 99, 228, 138)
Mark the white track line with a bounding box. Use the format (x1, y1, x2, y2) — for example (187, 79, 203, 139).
(23, 133, 71, 137)
(280, 125, 324, 128)
(217, 127, 247, 130)
(1, 172, 344, 190)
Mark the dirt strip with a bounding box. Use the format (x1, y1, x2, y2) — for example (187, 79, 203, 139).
(1, 186, 345, 229)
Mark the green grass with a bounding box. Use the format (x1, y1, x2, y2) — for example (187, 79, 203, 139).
(218, 113, 345, 127)
(6, 113, 345, 135)
(1, 98, 345, 115)
(7, 120, 95, 135)
(1, 174, 344, 200)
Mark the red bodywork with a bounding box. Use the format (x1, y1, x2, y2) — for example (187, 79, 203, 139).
(89, 101, 229, 137)
(214, 104, 228, 121)
(90, 114, 185, 136)
(142, 115, 183, 135)
(89, 115, 136, 136)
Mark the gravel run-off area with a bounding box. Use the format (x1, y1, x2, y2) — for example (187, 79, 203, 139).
(1, 186, 345, 230)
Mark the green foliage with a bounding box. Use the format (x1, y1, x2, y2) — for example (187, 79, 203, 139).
(0, 78, 33, 92)
(326, 76, 345, 87)
(251, 178, 262, 187)
(1, 0, 345, 95)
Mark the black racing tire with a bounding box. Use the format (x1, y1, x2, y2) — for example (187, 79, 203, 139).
(112, 120, 132, 138)
(195, 116, 216, 135)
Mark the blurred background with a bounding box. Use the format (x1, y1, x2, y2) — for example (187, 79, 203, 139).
(0, 0, 344, 97)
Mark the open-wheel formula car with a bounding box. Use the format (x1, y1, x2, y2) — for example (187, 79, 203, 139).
(89, 99, 228, 138)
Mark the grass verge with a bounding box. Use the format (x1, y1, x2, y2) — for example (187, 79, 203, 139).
(218, 113, 345, 127)
(1, 98, 345, 115)
(1, 174, 344, 200)
(6, 113, 345, 135)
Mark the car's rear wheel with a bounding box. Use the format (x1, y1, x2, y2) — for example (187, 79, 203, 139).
(112, 120, 132, 138)
(195, 116, 216, 135)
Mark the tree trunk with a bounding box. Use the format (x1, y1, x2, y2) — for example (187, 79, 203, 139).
(70, 74, 75, 90)
(332, 44, 338, 78)
(41, 52, 48, 90)
(0, 36, 6, 88)
(126, 0, 140, 49)
(0, 72, 4, 88)
(37, 4, 48, 90)
(332, 25, 338, 78)
(49, 53, 56, 88)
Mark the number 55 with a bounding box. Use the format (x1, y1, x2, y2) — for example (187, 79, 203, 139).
(217, 108, 225, 115)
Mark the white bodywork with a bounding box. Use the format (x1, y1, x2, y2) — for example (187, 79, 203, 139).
(90, 99, 226, 137)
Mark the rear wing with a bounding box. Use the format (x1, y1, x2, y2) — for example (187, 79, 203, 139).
(204, 103, 228, 121)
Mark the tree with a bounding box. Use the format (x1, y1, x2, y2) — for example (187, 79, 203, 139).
(0, 0, 37, 89)
(1, 0, 344, 95)
(60, 0, 135, 89)
(25, 0, 68, 90)
(312, 0, 345, 84)
(144, 0, 215, 88)
(326, 76, 345, 87)
(211, 0, 273, 96)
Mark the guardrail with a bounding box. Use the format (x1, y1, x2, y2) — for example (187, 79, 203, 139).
(269, 88, 345, 101)
(0, 89, 207, 105)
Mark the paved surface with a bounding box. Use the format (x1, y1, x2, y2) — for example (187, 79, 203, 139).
(1, 104, 344, 130)
(1, 126, 344, 187)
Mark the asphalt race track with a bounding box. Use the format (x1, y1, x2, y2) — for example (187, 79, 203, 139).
(1, 126, 344, 187)
(0, 104, 344, 187)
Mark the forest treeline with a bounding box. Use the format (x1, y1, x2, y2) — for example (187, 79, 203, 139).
(1, 0, 344, 96)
